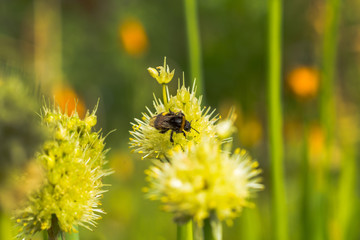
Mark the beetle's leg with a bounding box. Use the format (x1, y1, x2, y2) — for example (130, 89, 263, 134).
(182, 131, 186, 138)
(170, 131, 174, 143)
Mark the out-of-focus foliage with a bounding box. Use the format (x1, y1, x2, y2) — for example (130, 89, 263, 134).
(0, 77, 48, 186)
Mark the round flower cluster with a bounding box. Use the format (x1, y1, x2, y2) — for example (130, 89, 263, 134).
(14, 103, 112, 238)
(129, 82, 218, 160)
(144, 137, 263, 226)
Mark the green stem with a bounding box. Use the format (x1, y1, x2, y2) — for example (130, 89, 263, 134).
(0, 210, 12, 240)
(203, 216, 222, 240)
(184, 0, 204, 96)
(300, 124, 311, 240)
(203, 218, 215, 240)
(47, 215, 68, 240)
(34, 0, 62, 92)
(338, 138, 357, 240)
(319, 0, 341, 239)
(64, 227, 80, 240)
(177, 221, 193, 240)
(162, 84, 168, 106)
(267, 0, 287, 240)
(43, 230, 49, 240)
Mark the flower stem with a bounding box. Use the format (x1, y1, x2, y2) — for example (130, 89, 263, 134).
(203, 219, 214, 240)
(47, 215, 62, 240)
(43, 230, 48, 240)
(300, 124, 311, 239)
(34, 0, 62, 92)
(183, 0, 204, 96)
(177, 221, 193, 240)
(319, 0, 341, 238)
(267, 0, 287, 240)
(64, 228, 80, 240)
(203, 217, 222, 240)
(162, 84, 168, 106)
(0, 210, 12, 240)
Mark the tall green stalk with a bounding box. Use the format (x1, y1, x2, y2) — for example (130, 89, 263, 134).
(45, 216, 79, 240)
(177, 221, 193, 240)
(203, 218, 215, 240)
(182, 0, 202, 238)
(184, 0, 204, 96)
(267, 0, 287, 240)
(300, 124, 312, 240)
(338, 135, 357, 240)
(319, 0, 341, 239)
(320, 0, 340, 146)
(0, 211, 12, 240)
(203, 217, 222, 240)
(64, 228, 80, 240)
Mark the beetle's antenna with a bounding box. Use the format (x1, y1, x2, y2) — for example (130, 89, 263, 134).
(191, 127, 199, 134)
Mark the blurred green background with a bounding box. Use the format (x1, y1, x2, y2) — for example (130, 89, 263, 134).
(0, 0, 360, 239)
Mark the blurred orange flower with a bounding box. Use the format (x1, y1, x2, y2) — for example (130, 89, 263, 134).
(53, 85, 86, 118)
(287, 67, 319, 99)
(119, 19, 148, 56)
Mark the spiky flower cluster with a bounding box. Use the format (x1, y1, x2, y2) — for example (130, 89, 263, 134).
(145, 137, 263, 226)
(129, 82, 218, 160)
(130, 58, 264, 227)
(14, 103, 112, 238)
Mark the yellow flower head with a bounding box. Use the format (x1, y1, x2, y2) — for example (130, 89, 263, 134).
(13, 102, 112, 238)
(145, 137, 264, 226)
(129, 82, 218, 160)
(147, 57, 175, 84)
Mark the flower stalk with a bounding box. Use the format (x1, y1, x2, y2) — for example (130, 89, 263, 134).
(162, 83, 168, 106)
(177, 221, 193, 240)
(268, 0, 287, 239)
(47, 215, 62, 240)
(184, 0, 203, 95)
(203, 216, 222, 240)
(318, 0, 341, 238)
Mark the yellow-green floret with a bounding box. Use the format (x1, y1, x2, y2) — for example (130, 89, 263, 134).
(13, 104, 112, 238)
(129, 82, 218, 160)
(144, 137, 264, 226)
